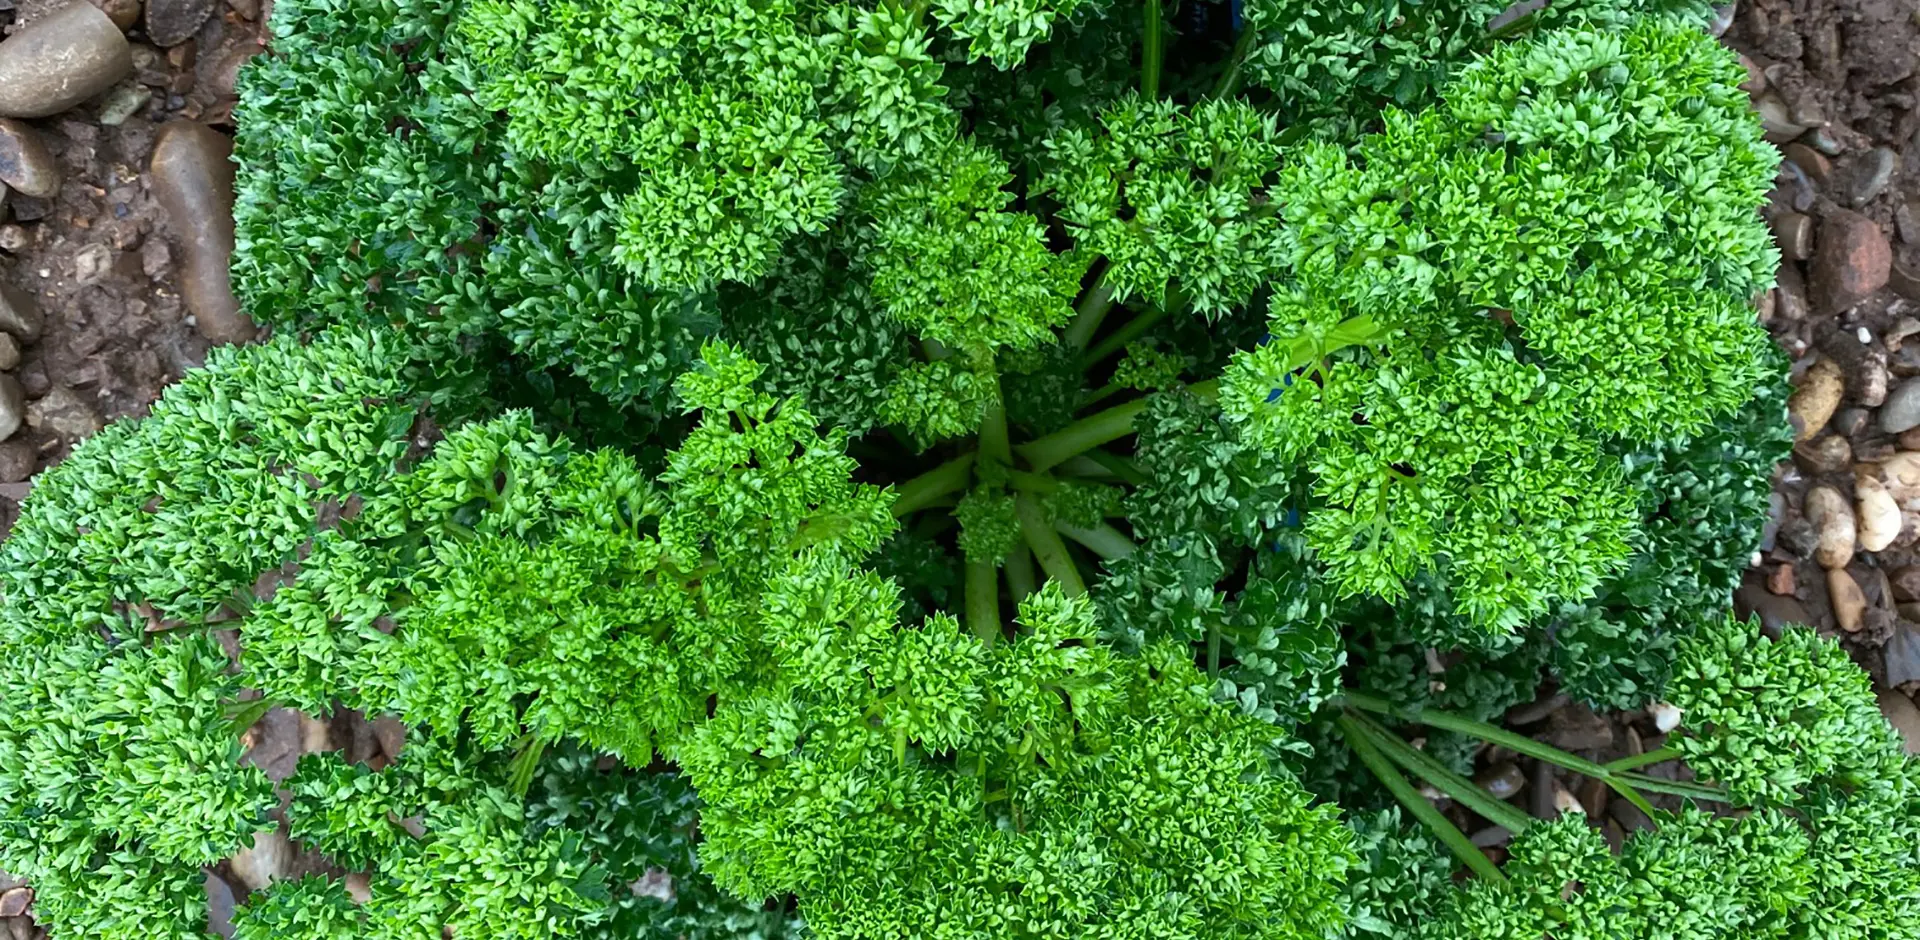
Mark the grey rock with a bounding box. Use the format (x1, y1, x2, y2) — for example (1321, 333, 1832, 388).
(1708, 1, 1734, 37)
(93, 0, 143, 30)
(1757, 92, 1806, 143)
(203, 871, 236, 939)
(0, 375, 22, 441)
(144, 0, 214, 48)
(240, 706, 302, 781)
(0, 282, 43, 342)
(0, 120, 58, 199)
(1884, 378, 1920, 433)
(1474, 762, 1525, 800)
(0, 334, 18, 372)
(0, 886, 29, 917)
(150, 121, 254, 344)
(25, 386, 101, 441)
(0, 3, 133, 119)
(1888, 620, 1920, 689)
(1736, 580, 1811, 637)
(1841, 148, 1898, 208)
(1879, 688, 1920, 756)
(1772, 211, 1814, 261)
(1546, 702, 1613, 752)
(0, 440, 34, 483)
(72, 243, 111, 285)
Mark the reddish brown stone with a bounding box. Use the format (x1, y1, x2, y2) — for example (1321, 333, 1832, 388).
(1767, 562, 1797, 596)
(1811, 210, 1891, 315)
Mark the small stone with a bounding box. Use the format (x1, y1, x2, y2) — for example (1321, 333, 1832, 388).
(297, 711, 332, 753)
(2, 917, 27, 940)
(150, 121, 255, 344)
(1867, 452, 1920, 509)
(1767, 562, 1797, 595)
(371, 714, 405, 759)
(1892, 566, 1920, 603)
(1879, 688, 1920, 756)
(1469, 825, 1512, 848)
(144, 0, 214, 47)
(8, 196, 48, 222)
(0, 120, 58, 200)
(1546, 702, 1613, 752)
(1887, 317, 1920, 351)
(1884, 379, 1920, 434)
(1801, 123, 1840, 153)
(1861, 326, 1877, 345)
(0, 440, 33, 483)
(1737, 53, 1764, 94)
(1782, 142, 1831, 185)
(1812, 210, 1892, 315)
(1474, 762, 1525, 800)
(343, 872, 372, 905)
(1756, 288, 1776, 323)
(0, 283, 41, 343)
(203, 871, 236, 938)
(1831, 568, 1869, 632)
(229, 828, 291, 891)
(25, 386, 102, 441)
(0, 225, 26, 254)
(1807, 484, 1857, 569)
(1894, 260, 1920, 303)
(0, 375, 21, 441)
(96, 82, 150, 126)
(72, 243, 111, 285)
(1789, 358, 1846, 441)
(0, 3, 134, 118)
(1900, 198, 1920, 246)
(1737, 584, 1811, 637)
(0, 887, 29, 918)
(1552, 783, 1585, 815)
(1840, 148, 1898, 208)
(1649, 701, 1682, 733)
(1757, 92, 1806, 143)
(205, 39, 262, 100)
(1793, 433, 1851, 473)
(0, 334, 17, 372)
(91, 0, 142, 30)
(1772, 211, 1814, 261)
(1856, 355, 1890, 406)
(1609, 797, 1655, 833)
(1858, 473, 1903, 552)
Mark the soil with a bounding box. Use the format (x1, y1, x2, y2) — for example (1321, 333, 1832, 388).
(0, 0, 267, 537)
(1725, 0, 1920, 695)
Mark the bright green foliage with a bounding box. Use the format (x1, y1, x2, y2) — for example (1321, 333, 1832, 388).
(682, 586, 1355, 940)
(1040, 95, 1285, 316)
(1340, 809, 1456, 938)
(1221, 20, 1776, 629)
(955, 488, 1022, 563)
(858, 141, 1082, 353)
(932, 0, 1107, 67)
(232, 876, 361, 940)
(1667, 616, 1907, 805)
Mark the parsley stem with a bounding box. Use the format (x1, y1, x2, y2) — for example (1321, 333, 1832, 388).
(1142, 0, 1164, 99)
(1005, 541, 1037, 601)
(1347, 711, 1534, 835)
(1063, 272, 1116, 349)
(1055, 520, 1135, 560)
(1604, 746, 1680, 772)
(1079, 305, 1170, 370)
(1014, 492, 1086, 595)
(1017, 380, 1219, 471)
(1337, 712, 1508, 884)
(965, 559, 1001, 644)
(1210, 22, 1257, 100)
(892, 452, 976, 516)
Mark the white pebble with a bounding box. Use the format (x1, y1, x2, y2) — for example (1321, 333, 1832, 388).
(1553, 784, 1585, 815)
(1750, 550, 1763, 568)
(36, 269, 48, 278)
(1860, 326, 1875, 344)
(1650, 701, 1683, 733)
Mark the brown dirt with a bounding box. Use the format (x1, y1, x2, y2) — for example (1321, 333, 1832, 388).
(0, 0, 265, 539)
(1727, 0, 1920, 694)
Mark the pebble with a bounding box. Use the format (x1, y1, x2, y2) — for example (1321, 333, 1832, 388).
(1772, 211, 1814, 261)
(0, 120, 59, 200)
(144, 0, 214, 47)
(1546, 703, 1613, 751)
(1830, 568, 1869, 632)
(149, 121, 256, 344)
(1757, 92, 1806, 143)
(1737, 53, 1764, 94)
(0, 284, 42, 345)
(1898, 198, 1920, 246)
(1868, 452, 1920, 509)
(1892, 566, 1920, 603)
(1736, 582, 1811, 636)
(1788, 358, 1845, 441)
(1708, 1, 1734, 37)
(1469, 825, 1512, 848)
(0, 3, 133, 119)
(1649, 702, 1682, 733)
(1857, 473, 1902, 551)
(0, 224, 20, 255)
(1474, 762, 1525, 800)
(92, 0, 142, 30)
(26, 386, 101, 440)
(1793, 433, 1850, 473)
(1782, 142, 1832, 185)
(0, 334, 16, 372)
(229, 828, 290, 891)
(1884, 380, 1920, 434)
(1776, 262, 1810, 319)
(0, 887, 28, 918)
(0, 375, 21, 441)
(96, 83, 150, 126)
(1878, 688, 1920, 755)
(72, 243, 111, 285)
(1811, 210, 1892, 315)
(203, 870, 236, 938)
(1767, 561, 1797, 595)
(343, 871, 372, 905)
(206, 40, 263, 100)
(1840, 148, 1898, 208)
(1807, 484, 1856, 569)
(0, 440, 32, 483)
(1553, 783, 1584, 815)
(1858, 355, 1890, 406)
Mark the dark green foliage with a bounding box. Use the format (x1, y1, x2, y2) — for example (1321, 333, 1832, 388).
(1342, 809, 1455, 938)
